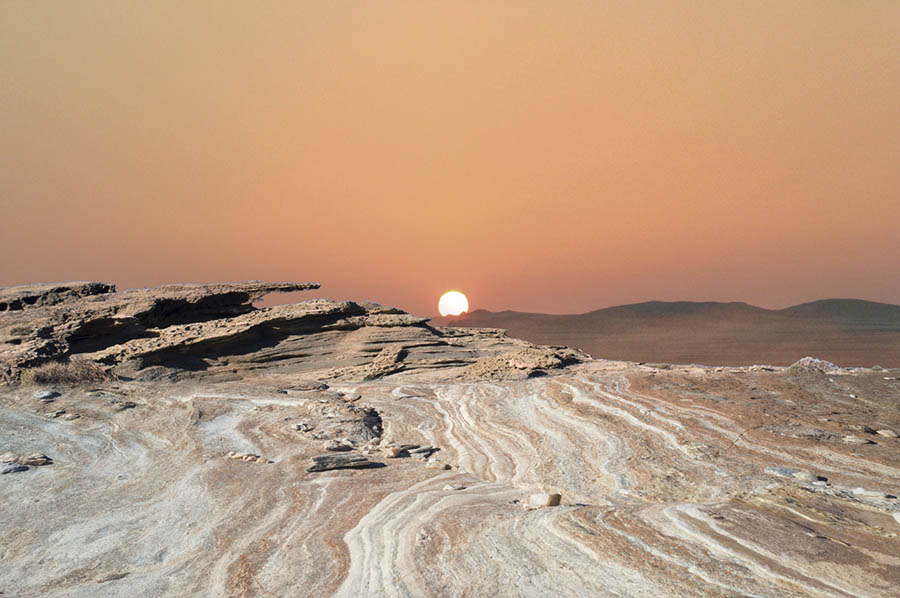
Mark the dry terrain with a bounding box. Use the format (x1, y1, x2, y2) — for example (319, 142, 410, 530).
(2, 282, 899, 597)
(441, 300, 900, 367)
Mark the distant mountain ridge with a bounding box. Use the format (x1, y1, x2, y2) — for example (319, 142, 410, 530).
(441, 299, 900, 367)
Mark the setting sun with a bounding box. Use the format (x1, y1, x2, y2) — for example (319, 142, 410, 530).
(438, 291, 469, 316)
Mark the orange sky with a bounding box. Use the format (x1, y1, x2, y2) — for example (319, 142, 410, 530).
(2, 2, 899, 317)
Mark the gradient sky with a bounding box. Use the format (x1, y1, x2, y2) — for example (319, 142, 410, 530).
(2, 2, 899, 317)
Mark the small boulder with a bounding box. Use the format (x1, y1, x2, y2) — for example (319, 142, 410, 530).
(323, 439, 354, 452)
(443, 484, 465, 491)
(384, 447, 404, 458)
(33, 390, 60, 401)
(789, 357, 838, 372)
(426, 459, 450, 470)
(528, 493, 562, 508)
(876, 429, 898, 438)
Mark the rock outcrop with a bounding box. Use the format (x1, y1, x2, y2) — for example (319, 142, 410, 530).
(2, 281, 564, 384)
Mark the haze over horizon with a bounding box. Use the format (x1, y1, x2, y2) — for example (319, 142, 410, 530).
(3, 2, 899, 317)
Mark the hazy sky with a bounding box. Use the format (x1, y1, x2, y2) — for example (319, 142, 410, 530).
(2, 2, 899, 316)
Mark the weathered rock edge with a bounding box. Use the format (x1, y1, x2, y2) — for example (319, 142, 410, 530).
(1, 281, 584, 383)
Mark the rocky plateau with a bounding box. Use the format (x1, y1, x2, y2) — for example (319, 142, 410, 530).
(1, 281, 899, 597)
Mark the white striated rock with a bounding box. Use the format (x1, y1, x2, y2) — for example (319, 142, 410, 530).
(791, 471, 818, 483)
(852, 487, 886, 498)
(842, 435, 875, 445)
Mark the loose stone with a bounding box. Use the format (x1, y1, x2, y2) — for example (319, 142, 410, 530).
(17, 454, 52, 466)
(323, 439, 354, 452)
(2, 464, 29, 474)
(307, 453, 373, 472)
(528, 493, 562, 508)
(852, 487, 886, 498)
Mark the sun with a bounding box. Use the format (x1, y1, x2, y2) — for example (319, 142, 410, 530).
(438, 290, 469, 316)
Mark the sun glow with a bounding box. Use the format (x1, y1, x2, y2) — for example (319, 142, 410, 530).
(438, 291, 469, 317)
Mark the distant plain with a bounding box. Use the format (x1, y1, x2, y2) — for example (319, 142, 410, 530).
(442, 299, 900, 367)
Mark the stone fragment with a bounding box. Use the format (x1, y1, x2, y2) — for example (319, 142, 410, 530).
(528, 493, 562, 508)
(791, 471, 818, 483)
(228, 452, 266, 463)
(842, 435, 876, 445)
(343, 393, 362, 402)
(364, 346, 407, 379)
(323, 439, 354, 452)
(0, 452, 18, 463)
(63, 413, 81, 421)
(17, 453, 52, 466)
(1, 464, 29, 474)
(49, 410, 66, 418)
(443, 484, 465, 491)
(384, 447, 404, 458)
(876, 429, 898, 438)
(789, 357, 838, 372)
(307, 453, 373, 472)
(408, 446, 438, 459)
(765, 466, 801, 478)
(292, 381, 328, 392)
(852, 487, 886, 498)
(293, 422, 313, 432)
(33, 390, 60, 400)
(427, 459, 451, 470)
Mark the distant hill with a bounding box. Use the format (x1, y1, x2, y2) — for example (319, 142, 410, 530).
(438, 299, 900, 367)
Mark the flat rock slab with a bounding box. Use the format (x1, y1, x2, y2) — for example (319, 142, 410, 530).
(307, 453, 375, 472)
(1, 464, 29, 474)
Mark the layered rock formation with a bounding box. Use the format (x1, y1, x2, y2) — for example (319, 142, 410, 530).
(1, 282, 899, 597)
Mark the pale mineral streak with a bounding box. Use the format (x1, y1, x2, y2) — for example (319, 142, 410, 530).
(1, 281, 899, 597)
